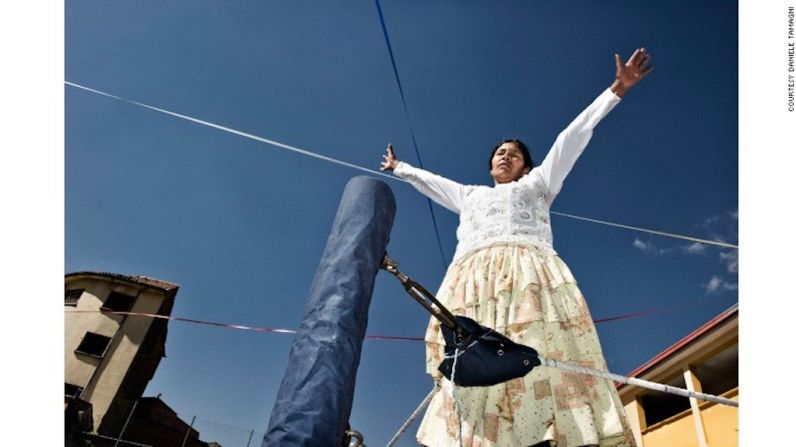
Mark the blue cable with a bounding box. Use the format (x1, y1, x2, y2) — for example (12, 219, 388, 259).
(374, 0, 449, 269)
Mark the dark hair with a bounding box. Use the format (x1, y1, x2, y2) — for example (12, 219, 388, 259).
(489, 139, 533, 170)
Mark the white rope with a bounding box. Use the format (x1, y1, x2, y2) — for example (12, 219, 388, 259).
(83, 433, 153, 447)
(404, 356, 737, 445)
(540, 356, 738, 407)
(402, 359, 736, 447)
(451, 346, 463, 447)
(385, 385, 439, 447)
(550, 211, 738, 249)
(65, 81, 738, 249)
(64, 81, 398, 182)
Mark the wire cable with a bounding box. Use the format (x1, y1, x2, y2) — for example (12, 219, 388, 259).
(65, 81, 737, 249)
(65, 81, 396, 181)
(385, 385, 439, 447)
(552, 211, 738, 249)
(540, 356, 738, 407)
(374, 0, 449, 269)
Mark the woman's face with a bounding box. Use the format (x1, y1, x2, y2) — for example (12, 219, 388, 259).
(490, 142, 530, 184)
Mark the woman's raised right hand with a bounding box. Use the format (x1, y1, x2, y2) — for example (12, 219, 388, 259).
(380, 143, 400, 171)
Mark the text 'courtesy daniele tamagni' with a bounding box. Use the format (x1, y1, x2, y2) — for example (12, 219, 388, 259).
(789, 7, 795, 111)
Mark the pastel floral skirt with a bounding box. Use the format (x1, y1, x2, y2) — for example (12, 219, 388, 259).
(416, 243, 636, 447)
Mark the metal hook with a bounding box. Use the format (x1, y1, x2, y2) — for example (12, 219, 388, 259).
(344, 429, 365, 447)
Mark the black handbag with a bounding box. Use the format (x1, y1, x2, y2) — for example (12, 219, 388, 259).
(438, 316, 541, 387)
(381, 254, 542, 387)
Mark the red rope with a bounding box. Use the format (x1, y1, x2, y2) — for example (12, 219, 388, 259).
(67, 297, 734, 341)
(592, 296, 733, 323)
(66, 309, 424, 341)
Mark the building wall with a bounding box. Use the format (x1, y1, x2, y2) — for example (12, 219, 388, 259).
(637, 388, 738, 447)
(65, 279, 120, 387)
(64, 276, 167, 434)
(623, 382, 738, 447)
(618, 309, 737, 447)
(701, 388, 738, 447)
(123, 398, 207, 447)
(622, 399, 645, 446)
(641, 409, 700, 447)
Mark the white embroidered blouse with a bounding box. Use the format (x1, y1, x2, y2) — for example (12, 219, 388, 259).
(393, 88, 621, 264)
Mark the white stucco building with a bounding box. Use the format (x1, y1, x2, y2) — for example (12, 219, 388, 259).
(64, 271, 179, 438)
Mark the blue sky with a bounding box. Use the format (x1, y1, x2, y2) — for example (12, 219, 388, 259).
(59, 1, 744, 445)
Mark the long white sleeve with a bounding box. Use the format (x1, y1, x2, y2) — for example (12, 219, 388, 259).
(393, 162, 469, 214)
(536, 88, 621, 197)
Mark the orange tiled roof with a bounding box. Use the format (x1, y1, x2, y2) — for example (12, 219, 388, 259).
(66, 271, 179, 293)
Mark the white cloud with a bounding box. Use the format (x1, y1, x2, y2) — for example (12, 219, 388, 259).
(703, 215, 722, 226)
(682, 242, 707, 254)
(705, 275, 738, 294)
(635, 238, 702, 256)
(633, 238, 656, 254)
(706, 276, 721, 293)
(631, 210, 738, 296)
(719, 250, 739, 273)
(698, 211, 738, 245)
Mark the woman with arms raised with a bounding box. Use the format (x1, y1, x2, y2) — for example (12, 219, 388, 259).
(380, 48, 653, 447)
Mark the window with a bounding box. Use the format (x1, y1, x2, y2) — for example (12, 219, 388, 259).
(75, 332, 112, 358)
(694, 344, 738, 397)
(102, 291, 136, 313)
(65, 383, 83, 398)
(639, 374, 691, 426)
(65, 289, 84, 307)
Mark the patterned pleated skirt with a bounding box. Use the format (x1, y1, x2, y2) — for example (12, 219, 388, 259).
(416, 243, 636, 447)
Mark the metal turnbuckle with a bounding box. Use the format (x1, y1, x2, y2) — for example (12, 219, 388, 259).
(381, 253, 467, 340)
